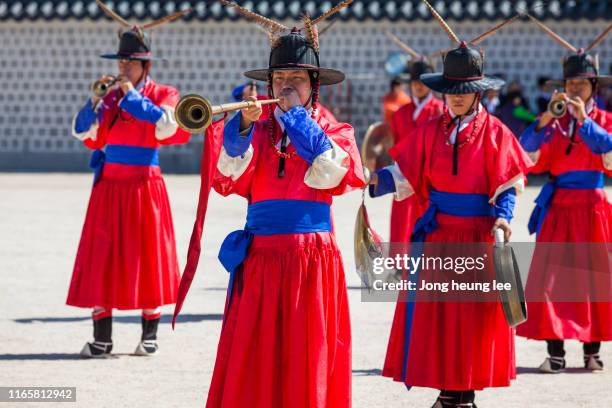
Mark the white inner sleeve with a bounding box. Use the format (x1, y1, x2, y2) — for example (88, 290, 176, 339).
(489, 173, 525, 204)
(71, 99, 101, 141)
(527, 150, 541, 164)
(217, 145, 254, 180)
(154, 105, 180, 140)
(387, 163, 414, 201)
(603, 151, 612, 171)
(304, 139, 350, 189)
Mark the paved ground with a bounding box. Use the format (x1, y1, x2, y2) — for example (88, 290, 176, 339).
(0, 173, 610, 408)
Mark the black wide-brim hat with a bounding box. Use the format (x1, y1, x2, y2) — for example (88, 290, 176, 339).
(244, 30, 345, 86)
(545, 53, 612, 89)
(100, 30, 165, 61)
(399, 60, 435, 82)
(420, 43, 505, 94)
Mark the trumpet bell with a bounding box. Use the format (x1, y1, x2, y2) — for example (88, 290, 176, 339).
(175, 94, 214, 133)
(92, 80, 112, 98)
(548, 99, 567, 118)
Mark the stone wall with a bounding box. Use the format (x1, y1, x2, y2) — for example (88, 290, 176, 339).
(0, 19, 610, 171)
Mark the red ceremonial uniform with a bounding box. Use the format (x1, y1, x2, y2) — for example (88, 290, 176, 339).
(317, 102, 339, 124)
(206, 111, 365, 408)
(67, 80, 190, 310)
(516, 106, 612, 342)
(388, 96, 443, 243)
(383, 107, 532, 390)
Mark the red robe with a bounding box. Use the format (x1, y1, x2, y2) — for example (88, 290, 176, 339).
(66, 80, 190, 310)
(384, 107, 532, 390)
(206, 113, 365, 408)
(317, 102, 339, 124)
(516, 106, 612, 342)
(389, 95, 443, 244)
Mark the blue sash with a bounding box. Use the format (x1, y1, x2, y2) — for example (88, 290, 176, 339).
(218, 199, 332, 308)
(90, 144, 160, 185)
(411, 189, 495, 243)
(402, 190, 495, 386)
(528, 171, 604, 235)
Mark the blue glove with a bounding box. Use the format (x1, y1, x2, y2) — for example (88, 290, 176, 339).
(368, 168, 396, 198)
(119, 89, 165, 124)
(223, 112, 254, 157)
(279, 106, 332, 164)
(520, 120, 550, 152)
(74, 99, 99, 134)
(494, 188, 516, 222)
(579, 117, 612, 154)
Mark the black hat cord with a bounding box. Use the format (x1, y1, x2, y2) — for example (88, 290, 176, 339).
(564, 79, 597, 155)
(267, 69, 320, 178)
(444, 93, 481, 175)
(109, 61, 151, 131)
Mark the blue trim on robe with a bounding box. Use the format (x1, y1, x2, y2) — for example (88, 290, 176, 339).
(368, 168, 396, 197)
(223, 112, 254, 157)
(528, 170, 605, 235)
(279, 106, 332, 164)
(402, 190, 497, 386)
(520, 120, 553, 152)
(218, 199, 332, 311)
(494, 188, 516, 222)
(579, 117, 612, 154)
(119, 89, 164, 124)
(90, 144, 159, 185)
(74, 99, 100, 134)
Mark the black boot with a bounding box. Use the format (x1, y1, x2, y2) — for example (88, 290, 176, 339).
(584, 342, 604, 370)
(539, 340, 566, 373)
(134, 317, 159, 356)
(80, 316, 113, 358)
(432, 390, 477, 407)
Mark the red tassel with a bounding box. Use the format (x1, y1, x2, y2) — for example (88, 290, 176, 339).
(172, 117, 226, 329)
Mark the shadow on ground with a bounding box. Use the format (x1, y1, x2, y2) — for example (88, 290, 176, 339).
(517, 366, 594, 375)
(14, 314, 223, 324)
(353, 368, 382, 376)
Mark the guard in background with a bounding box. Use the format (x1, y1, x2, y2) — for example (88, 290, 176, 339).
(385, 31, 444, 245)
(67, 1, 191, 358)
(516, 17, 612, 373)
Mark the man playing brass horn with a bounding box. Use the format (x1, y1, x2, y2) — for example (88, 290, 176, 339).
(67, 1, 191, 358)
(517, 17, 612, 374)
(199, 1, 366, 407)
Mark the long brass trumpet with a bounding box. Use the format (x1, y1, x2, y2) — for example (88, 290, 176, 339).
(175, 94, 280, 133)
(548, 99, 567, 118)
(92, 76, 119, 98)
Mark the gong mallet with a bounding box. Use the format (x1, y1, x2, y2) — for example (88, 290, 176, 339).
(175, 94, 280, 133)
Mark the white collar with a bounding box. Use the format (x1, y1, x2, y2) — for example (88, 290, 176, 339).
(449, 102, 481, 121)
(135, 76, 150, 92)
(586, 98, 595, 115)
(448, 103, 482, 144)
(412, 92, 433, 121)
